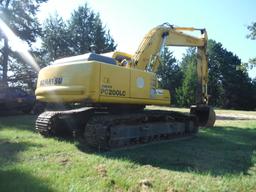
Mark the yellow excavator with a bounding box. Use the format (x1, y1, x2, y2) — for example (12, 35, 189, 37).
(35, 23, 215, 150)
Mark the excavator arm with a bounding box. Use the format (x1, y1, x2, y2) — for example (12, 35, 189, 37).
(131, 23, 215, 126)
(131, 23, 208, 105)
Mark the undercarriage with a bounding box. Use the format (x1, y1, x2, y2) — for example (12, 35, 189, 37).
(35, 107, 199, 150)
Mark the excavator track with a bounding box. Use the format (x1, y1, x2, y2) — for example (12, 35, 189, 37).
(36, 111, 59, 137)
(84, 110, 198, 150)
(36, 108, 198, 150)
(35, 107, 94, 137)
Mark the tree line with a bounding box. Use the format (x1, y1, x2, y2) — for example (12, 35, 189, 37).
(0, 1, 255, 110)
(158, 23, 256, 110)
(157, 41, 256, 110)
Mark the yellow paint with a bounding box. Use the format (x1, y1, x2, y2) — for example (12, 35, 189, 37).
(36, 60, 170, 105)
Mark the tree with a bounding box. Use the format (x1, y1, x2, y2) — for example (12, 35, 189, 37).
(41, 3, 116, 63)
(176, 48, 197, 107)
(41, 13, 72, 63)
(69, 5, 115, 54)
(207, 40, 225, 106)
(0, 0, 47, 89)
(247, 22, 256, 40)
(156, 48, 182, 104)
(247, 22, 256, 67)
(175, 41, 255, 110)
(207, 40, 255, 109)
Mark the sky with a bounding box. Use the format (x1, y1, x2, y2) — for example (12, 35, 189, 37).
(37, 0, 256, 78)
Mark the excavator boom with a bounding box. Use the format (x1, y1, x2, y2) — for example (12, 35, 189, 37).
(131, 23, 209, 106)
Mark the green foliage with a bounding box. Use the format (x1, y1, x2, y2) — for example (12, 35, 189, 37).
(247, 22, 256, 71)
(0, 0, 47, 90)
(0, 0, 47, 44)
(249, 58, 256, 65)
(41, 3, 116, 63)
(174, 41, 255, 110)
(69, 5, 116, 54)
(207, 40, 255, 110)
(247, 22, 256, 40)
(157, 48, 182, 104)
(207, 40, 224, 106)
(41, 14, 71, 63)
(176, 48, 197, 107)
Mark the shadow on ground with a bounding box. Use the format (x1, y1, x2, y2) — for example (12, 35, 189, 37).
(0, 169, 53, 192)
(77, 126, 256, 176)
(0, 115, 36, 131)
(0, 140, 42, 163)
(0, 140, 53, 192)
(1, 115, 255, 176)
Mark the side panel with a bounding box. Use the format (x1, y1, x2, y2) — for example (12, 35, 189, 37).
(36, 60, 170, 105)
(130, 69, 152, 99)
(36, 61, 100, 102)
(99, 66, 170, 105)
(99, 64, 130, 100)
(130, 69, 170, 103)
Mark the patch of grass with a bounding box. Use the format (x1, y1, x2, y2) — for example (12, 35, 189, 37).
(0, 111, 256, 192)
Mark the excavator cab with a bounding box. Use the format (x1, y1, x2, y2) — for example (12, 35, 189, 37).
(112, 51, 132, 67)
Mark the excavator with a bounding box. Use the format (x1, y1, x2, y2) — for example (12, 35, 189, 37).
(35, 23, 215, 150)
